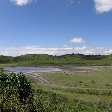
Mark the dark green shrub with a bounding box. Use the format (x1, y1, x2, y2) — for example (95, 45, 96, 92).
(0, 69, 35, 112)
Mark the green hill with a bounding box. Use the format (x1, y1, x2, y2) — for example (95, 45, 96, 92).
(0, 54, 112, 66)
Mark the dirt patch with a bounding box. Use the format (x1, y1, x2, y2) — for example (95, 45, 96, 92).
(60, 66, 102, 72)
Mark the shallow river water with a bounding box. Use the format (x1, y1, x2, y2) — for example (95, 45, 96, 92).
(4, 67, 62, 74)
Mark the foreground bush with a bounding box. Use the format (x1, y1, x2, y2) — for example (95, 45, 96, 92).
(0, 70, 35, 112)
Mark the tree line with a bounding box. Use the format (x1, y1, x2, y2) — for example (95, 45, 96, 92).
(0, 54, 112, 65)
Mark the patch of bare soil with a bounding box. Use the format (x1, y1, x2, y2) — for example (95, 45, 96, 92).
(60, 66, 102, 72)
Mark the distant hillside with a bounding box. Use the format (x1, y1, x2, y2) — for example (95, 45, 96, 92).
(0, 54, 112, 66)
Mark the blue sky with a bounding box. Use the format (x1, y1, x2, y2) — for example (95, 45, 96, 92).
(0, 0, 112, 56)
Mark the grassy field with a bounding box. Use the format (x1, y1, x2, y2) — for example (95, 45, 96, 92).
(28, 66, 112, 103)
(22, 66, 112, 111)
(42, 66, 112, 89)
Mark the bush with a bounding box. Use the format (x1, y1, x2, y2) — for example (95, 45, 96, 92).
(0, 69, 35, 112)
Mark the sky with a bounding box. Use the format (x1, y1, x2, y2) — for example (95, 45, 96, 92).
(0, 0, 112, 56)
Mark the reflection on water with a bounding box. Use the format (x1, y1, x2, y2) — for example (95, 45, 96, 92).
(4, 67, 62, 73)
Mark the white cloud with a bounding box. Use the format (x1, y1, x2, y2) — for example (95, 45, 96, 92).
(94, 0, 112, 13)
(10, 0, 32, 6)
(70, 37, 85, 44)
(0, 46, 111, 56)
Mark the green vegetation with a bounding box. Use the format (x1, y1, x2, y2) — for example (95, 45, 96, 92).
(0, 71, 112, 112)
(1, 66, 112, 111)
(1, 54, 112, 111)
(0, 70, 35, 111)
(0, 54, 112, 66)
(42, 66, 112, 89)
(36, 66, 112, 103)
(30, 66, 112, 111)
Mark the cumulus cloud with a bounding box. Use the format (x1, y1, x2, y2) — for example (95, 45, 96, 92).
(10, 0, 32, 6)
(0, 46, 111, 56)
(70, 37, 85, 44)
(94, 0, 112, 13)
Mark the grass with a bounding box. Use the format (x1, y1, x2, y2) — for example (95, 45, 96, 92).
(41, 66, 112, 89)
(0, 63, 17, 68)
(1, 65, 112, 111)
(25, 66, 112, 104)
